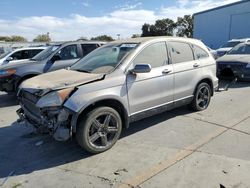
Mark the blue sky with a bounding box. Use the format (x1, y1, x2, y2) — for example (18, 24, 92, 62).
(0, 0, 239, 41)
(0, 0, 174, 19)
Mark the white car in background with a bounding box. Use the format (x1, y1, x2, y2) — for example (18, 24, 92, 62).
(216, 38, 250, 58)
(0, 46, 47, 66)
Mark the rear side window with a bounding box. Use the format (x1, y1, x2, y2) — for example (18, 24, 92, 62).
(192, 45, 209, 60)
(169, 41, 194, 64)
(28, 49, 43, 58)
(133, 42, 168, 68)
(81, 44, 99, 57)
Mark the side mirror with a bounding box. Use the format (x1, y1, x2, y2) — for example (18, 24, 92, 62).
(51, 54, 61, 62)
(6, 57, 13, 62)
(131, 64, 151, 74)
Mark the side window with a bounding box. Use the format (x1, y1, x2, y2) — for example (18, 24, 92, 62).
(133, 42, 168, 68)
(28, 49, 43, 58)
(56, 45, 79, 60)
(169, 41, 194, 64)
(10, 51, 22, 60)
(10, 50, 29, 60)
(81, 44, 99, 56)
(192, 45, 209, 60)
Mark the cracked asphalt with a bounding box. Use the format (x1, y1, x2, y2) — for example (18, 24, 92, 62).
(1, 81, 250, 188)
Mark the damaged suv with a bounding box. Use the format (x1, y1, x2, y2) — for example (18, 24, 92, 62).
(17, 37, 218, 153)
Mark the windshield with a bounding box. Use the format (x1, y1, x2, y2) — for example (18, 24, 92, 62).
(0, 51, 12, 59)
(221, 41, 241, 48)
(32, 45, 61, 61)
(228, 44, 250, 55)
(71, 43, 138, 74)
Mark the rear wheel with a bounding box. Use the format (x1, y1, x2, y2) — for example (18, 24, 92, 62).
(76, 107, 122, 154)
(189, 82, 211, 111)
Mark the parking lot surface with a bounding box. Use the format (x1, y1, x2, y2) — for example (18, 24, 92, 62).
(1, 81, 250, 188)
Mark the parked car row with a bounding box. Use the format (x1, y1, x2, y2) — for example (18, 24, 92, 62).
(0, 41, 105, 92)
(5, 37, 218, 154)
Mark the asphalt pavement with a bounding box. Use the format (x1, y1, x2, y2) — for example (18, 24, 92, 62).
(0, 81, 250, 188)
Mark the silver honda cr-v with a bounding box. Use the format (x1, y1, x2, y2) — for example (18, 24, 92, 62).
(17, 37, 218, 153)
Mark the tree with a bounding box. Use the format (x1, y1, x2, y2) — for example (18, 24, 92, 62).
(154, 19, 175, 36)
(141, 18, 175, 37)
(77, 36, 89, 41)
(10, 35, 27, 42)
(141, 23, 151, 37)
(131, 34, 141, 38)
(0, 36, 11, 41)
(176, 15, 193, 38)
(91, 35, 114, 41)
(33, 33, 51, 42)
(0, 35, 27, 42)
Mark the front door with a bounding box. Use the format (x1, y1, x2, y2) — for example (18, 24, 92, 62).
(126, 42, 174, 116)
(44, 44, 80, 72)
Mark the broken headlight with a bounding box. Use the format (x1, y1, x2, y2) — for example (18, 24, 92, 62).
(36, 88, 74, 108)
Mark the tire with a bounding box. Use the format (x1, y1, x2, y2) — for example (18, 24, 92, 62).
(189, 82, 211, 111)
(76, 107, 122, 154)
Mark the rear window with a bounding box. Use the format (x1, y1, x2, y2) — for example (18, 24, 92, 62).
(169, 41, 194, 64)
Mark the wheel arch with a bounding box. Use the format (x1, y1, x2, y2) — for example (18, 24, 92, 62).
(195, 78, 214, 96)
(15, 73, 40, 91)
(72, 98, 129, 133)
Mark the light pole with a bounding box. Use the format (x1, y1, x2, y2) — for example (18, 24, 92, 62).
(117, 34, 120, 40)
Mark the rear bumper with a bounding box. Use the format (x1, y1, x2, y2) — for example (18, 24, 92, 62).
(213, 78, 219, 92)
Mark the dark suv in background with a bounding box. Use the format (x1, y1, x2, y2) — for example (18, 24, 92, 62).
(0, 41, 105, 92)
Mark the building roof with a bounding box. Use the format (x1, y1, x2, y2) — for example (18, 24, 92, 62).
(194, 0, 249, 16)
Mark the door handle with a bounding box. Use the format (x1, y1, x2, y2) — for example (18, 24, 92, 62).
(162, 69, 172, 74)
(193, 63, 200, 68)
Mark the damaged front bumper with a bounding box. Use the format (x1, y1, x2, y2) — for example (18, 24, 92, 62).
(17, 104, 74, 141)
(217, 63, 250, 80)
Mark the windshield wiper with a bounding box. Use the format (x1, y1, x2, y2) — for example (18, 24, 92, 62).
(29, 58, 37, 61)
(74, 69, 91, 73)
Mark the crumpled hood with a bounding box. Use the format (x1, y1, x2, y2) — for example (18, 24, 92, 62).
(217, 55, 250, 64)
(0, 59, 36, 70)
(20, 69, 104, 95)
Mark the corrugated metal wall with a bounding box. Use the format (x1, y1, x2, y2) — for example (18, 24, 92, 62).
(193, 1, 250, 49)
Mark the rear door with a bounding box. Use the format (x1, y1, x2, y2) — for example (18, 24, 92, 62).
(168, 41, 198, 101)
(126, 42, 174, 115)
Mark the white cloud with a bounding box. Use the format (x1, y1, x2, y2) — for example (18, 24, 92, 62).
(81, 1, 89, 7)
(115, 2, 142, 11)
(0, 0, 240, 41)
